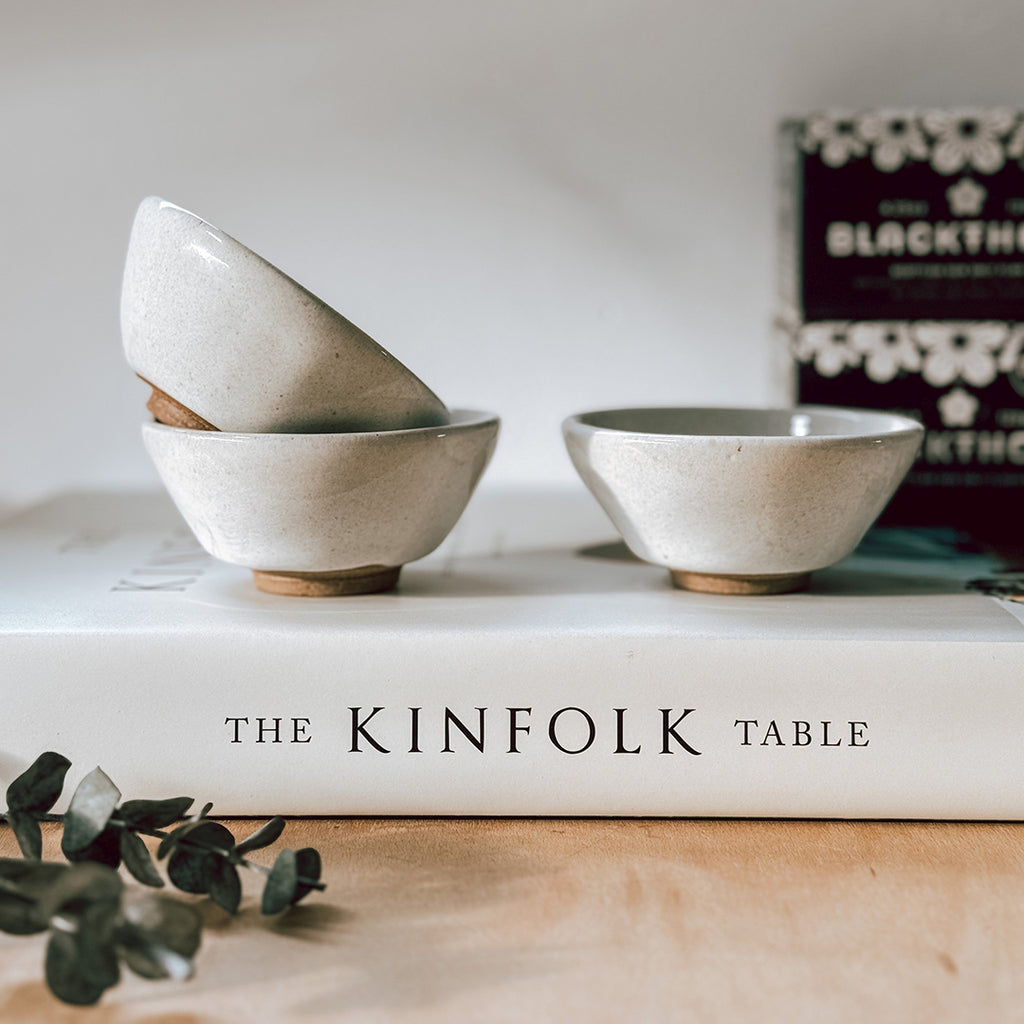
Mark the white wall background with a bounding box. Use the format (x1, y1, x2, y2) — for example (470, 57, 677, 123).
(3, 0, 1024, 508)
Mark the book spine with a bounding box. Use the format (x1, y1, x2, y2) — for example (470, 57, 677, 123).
(5, 630, 1023, 819)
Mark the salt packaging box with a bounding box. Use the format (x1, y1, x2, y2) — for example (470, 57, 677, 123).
(778, 109, 1024, 540)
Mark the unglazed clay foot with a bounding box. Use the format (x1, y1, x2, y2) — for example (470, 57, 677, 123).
(251, 566, 402, 597)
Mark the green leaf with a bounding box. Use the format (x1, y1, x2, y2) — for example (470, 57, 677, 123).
(117, 894, 201, 981)
(63, 825, 122, 869)
(260, 847, 321, 914)
(0, 859, 69, 893)
(61, 768, 121, 855)
(207, 859, 242, 914)
(156, 818, 234, 862)
(45, 930, 111, 1006)
(0, 891, 48, 935)
(292, 848, 323, 906)
(5, 752, 71, 814)
(156, 821, 188, 860)
(44, 897, 121, 1006)
(0, 861, 70, 932)
(40, 864, 122, 1005)
(162, 819, 237, 897)
(118, 797, 194, 831)
(166, 848, 216, 895)
(261, 849, 298, 915)
(235, 815, 285, 855)
(36, 862, 122, 923)
(178, 819, 235, 854)
(5, 808, 43, 860)
(119, 830, 164, 888)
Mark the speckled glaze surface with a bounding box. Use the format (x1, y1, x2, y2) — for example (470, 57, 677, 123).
(563, 406, 924, 587)
(141, 410, 499, 576)
(122, 197, 448, 433)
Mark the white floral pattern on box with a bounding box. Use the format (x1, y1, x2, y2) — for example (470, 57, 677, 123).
(793, 320, 1024, 429)
(801, 113, 867, 168)
(800, 108, 1022, 175)
(921, 109, 1016, 175)
(937, 387, 980, 428)
(855, 112, 929, 172)
(913, 321, 1007, 388)
(848, 322, 922, 383)
(792, 322, 859, 377)
(793, 320, 1017, 390)
(945, 177, 987, 217)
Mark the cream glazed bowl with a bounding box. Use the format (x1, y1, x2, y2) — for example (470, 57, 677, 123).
(122, 197, 448, 433)
(562, 406, 924, 595)
(142, 410, 499, 596)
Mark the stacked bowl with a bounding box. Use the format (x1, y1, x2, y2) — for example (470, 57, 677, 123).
(123, 198, 499, 595)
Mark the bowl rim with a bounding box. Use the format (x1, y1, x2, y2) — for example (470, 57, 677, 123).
(562, 404, 925, 443)
(141, 407, 499, 442)
(130, 197, 328, 307)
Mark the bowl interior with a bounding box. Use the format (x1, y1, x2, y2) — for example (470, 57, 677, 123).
(572, 406, 921, 439)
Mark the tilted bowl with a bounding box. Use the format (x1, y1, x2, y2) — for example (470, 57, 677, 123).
(122, 196, 448, 433)
(142, 410, 499, 595)
(562, 406, 924, 594)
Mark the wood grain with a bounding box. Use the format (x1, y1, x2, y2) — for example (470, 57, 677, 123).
(1, 818, 1023, 1021)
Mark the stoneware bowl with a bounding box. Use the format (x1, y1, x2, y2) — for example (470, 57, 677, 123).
(122, 196, 448, 433)
(562, 406, 924, 595)
(142, 410, 499, 596)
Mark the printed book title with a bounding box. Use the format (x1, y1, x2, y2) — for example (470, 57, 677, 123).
(223, 709, 870, 754)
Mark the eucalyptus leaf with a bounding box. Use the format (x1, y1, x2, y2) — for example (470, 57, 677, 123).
(64, 825, 122, 869)
(261, 849, 299, 915)
(119, 830, 164, 888)
(156, 819, 234, 863)
(180, 820, 235, 854)
(117, 925, 196, 981)
(44, 898, 120, 1007)
(36, 862, 122, 924)
(45, 930, 111, 1006)
(61, 768, 121, 854)
(235, 816, 286, 855)
(166, 848, 216, 896)
(292, 848, 323, 905)
(156, 821, 188, 860)
(118, 797, 194, 831)
(119, 892, 202, 965)
(117, 894, 201, 981)
(6, 808, 43, 861)
(5, 752, 71, 814)
(1, 750, 327, 1005)
(207, 859, 242, 914)
(0, 891, 48, 935)
(0, 859, 69, 893)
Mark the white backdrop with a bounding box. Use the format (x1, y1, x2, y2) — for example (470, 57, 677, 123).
(3, 0, 1024, 508)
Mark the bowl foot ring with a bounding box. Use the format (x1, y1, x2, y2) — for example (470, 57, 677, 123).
(252, 565, 402, 597)
(142, 378, 218, 431)
(669, 569, 811, 596)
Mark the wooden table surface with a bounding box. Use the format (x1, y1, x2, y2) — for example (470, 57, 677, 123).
(2, 818, 1023, 1022)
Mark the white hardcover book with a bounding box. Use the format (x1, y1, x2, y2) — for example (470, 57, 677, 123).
(1, 488, 1022, 819)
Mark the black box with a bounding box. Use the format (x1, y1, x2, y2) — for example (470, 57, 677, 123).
(780, 109, 1024, 540)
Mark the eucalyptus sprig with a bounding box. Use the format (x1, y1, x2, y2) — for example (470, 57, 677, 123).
(0, 752, 326, 1005)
